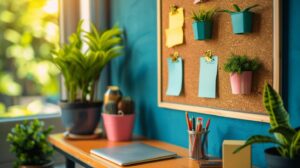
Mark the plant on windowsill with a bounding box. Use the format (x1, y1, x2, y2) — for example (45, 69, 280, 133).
(7, 119, 54, 168)
(191, 8, 216, 40)
(221, 4, 259, 34)
(224, 54, 260, 94)
(234, 83, 300, 168)
(51, 20, 123, 135)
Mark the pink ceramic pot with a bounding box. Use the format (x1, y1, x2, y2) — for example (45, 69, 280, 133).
(230, 71, 253, 94)
(102, 113, 135, 141)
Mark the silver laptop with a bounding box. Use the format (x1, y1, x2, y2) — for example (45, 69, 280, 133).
(90, 143, 177, 166)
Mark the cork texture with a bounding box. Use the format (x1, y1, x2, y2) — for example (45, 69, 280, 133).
(160, 0, 274, 114)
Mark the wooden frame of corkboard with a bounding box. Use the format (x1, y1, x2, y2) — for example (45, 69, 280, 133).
(157, 0, 281, 123)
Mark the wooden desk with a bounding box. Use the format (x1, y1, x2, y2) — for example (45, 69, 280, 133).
(48, 134, 220, 168)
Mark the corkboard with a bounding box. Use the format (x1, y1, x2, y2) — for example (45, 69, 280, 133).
(157, 0, 281, 122)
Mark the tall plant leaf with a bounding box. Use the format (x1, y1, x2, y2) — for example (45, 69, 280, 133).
(234, 135, 281, 154)
(269, 126, 296, 143)
(289, 130, 300, 158)
(263, 83, 290, 129)
(264, 83, 291, 145)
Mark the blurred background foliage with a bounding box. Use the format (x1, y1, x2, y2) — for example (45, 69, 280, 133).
(0, 0, 59, 117)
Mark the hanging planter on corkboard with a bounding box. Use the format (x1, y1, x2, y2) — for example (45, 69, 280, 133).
(231, 11, 253, 34)
(221, 4, 259, 34)
(192, 21, 212, 40)
(191, 8, 216, 40)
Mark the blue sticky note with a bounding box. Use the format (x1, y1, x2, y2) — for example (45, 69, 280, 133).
(166, 58, 183, 96)
(198, 56, 218, 98)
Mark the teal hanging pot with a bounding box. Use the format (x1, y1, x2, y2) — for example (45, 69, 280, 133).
(230, 11, 253, 34)
(192, 21, 212, 40)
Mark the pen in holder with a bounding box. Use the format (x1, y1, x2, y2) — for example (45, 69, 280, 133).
(188, 130, 209, 160)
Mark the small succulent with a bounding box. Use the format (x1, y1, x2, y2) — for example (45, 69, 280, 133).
(221, 4, 259, 14)
(104, 97, 134, 115)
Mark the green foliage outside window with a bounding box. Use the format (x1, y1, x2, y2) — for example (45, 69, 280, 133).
(0, 0, 59, 97)
(0, 0, 59, 117)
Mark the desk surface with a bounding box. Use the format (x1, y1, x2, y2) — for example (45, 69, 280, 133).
(48, 134, 220, 168)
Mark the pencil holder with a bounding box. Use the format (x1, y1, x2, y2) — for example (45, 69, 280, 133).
(188, 130, 209, 160)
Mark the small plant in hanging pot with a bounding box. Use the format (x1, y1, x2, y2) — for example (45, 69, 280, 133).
(102, 93, 135, 142)
(7, 120, 54, 168)
(224, 54, 260, 94)
(221, 4, 259, 34)
(191, 8, 216, 40)
(51, 21, 123, 135)
(234, 83, 300, 168)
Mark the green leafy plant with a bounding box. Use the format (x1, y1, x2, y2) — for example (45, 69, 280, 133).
(7, 119, 54, 167)
(51, 20, 123, 103)
(221, 4, 259, 14)
(192, 8, 217, 22)
(234, 83, 300, 159)
(224, 54, 260, 73)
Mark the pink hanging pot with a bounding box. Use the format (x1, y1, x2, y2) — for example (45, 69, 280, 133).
(230, 71, 253, 94)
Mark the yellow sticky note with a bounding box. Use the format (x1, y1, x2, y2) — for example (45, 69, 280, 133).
(165, 27, 183, 48)
(169, 8, 184, 28)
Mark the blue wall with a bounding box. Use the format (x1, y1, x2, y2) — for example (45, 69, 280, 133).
(109, 0, 300, 167)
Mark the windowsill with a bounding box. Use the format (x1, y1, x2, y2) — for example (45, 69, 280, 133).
(0, 113, 61, 123)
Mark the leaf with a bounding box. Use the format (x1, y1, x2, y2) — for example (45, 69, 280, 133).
(234, 135, 281, 154)
(263, 83, 291, 144)
(233, 4, 241, 12)
(244, 4, 259, 12)
(269, 126, 296, 143)
(218, 9, 233, 14)
(263, 83, 290, 127)
(289, 130, 300, 158)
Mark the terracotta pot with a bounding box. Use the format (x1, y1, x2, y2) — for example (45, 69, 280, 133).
(230, 71, 253, 94)
(19, 161, 54, 168)
(102, 113, 135, 141)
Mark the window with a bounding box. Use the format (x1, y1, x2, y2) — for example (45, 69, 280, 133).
(0, 0, 60, 118)
(0, 0, 104, 166)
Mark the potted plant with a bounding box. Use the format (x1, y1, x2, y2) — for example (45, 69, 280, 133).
(191, 8, 216, 40)
(7, 119, 54, 168)
(224, 54, 260, 94)
(102, 96, 135, 141)
(51, 21, 123, 135)
(234, 83, 300, 168)
(221, 4, 259, 34)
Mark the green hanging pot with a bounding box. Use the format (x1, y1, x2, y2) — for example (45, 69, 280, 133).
(230, 11, 253, 34)
(192, 21, 212, 40)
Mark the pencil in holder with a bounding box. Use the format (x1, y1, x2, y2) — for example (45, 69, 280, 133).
(188, 130, 209, 160)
